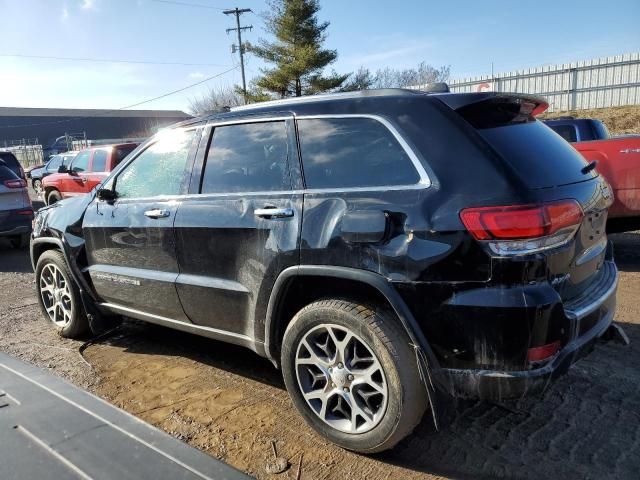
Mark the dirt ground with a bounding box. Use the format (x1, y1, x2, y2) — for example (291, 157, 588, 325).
(1, 224, 639, 479)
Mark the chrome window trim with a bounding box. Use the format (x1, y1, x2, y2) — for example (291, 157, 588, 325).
(295, 113, 432, 190)
(205, 116, 291, 128)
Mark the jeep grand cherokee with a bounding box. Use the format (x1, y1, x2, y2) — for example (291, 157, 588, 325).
(30, 89, 620, 453)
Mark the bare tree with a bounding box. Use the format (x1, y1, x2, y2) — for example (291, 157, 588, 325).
(188, 85, 244, 115)
(341, 62, 451, 91)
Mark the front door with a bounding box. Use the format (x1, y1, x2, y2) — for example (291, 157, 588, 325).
(61, 149, 91, 198)
(173, 119, 302, 340)
(83, 128, 198, 320)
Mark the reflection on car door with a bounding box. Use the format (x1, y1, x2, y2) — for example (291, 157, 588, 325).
(173, 119, 302, 343)
(83, 129, 199, 320)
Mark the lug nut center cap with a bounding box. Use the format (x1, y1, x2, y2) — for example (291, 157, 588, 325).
(331, 369, 349, 388)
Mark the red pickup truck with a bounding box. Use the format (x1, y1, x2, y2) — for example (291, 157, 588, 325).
(545, 118, 640, 232)
(43, 143, 138, 205)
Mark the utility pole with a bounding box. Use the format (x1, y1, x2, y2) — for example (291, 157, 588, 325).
(223, 8, 252, 103)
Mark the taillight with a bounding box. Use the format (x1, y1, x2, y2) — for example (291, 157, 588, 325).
(3, 179, 27, 188)
(527, 341, 560, 363)
(460, 200, 584, 255)
(17, 209, 33, 215)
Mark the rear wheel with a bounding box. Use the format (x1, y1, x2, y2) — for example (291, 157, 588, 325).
(47, 189, 62, 205)
(9, 234, 29, 250)
(281, 298, 427, 453)
(35, 250, 89, 338)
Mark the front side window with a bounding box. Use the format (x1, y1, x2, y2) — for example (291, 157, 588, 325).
(201, 121, 290, 194)
(92, 150, 109, 172)
(71, 151, 91, 173)
(115, 129, 195, 199)
(297, 117, 420, 189)
(47, 156, 62, 171)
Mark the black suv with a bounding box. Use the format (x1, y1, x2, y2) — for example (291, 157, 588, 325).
(31, 90, 619, 453)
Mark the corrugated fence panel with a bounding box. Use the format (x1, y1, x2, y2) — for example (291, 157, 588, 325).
(422, 52, 640, 112)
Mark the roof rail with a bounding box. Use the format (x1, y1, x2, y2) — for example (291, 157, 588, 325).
(230, 88, 427, 112)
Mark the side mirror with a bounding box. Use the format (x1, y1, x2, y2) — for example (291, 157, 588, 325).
(57, 165, 69, 174)
(96, 188, 117, 203)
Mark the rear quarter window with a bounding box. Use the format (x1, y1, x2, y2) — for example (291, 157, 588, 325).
(297, 117, 420, 189)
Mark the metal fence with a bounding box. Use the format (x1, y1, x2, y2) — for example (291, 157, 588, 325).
(1, 138, 44, 167)
(423, 53, 640, 112)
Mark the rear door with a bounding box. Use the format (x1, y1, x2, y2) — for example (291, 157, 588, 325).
(83, 129, 198, 319)
(173, 118, 302, 340)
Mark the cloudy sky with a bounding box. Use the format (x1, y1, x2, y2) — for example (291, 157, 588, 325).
(1, 0, 638, 113)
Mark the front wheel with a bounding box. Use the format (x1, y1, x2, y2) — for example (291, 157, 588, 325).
(281, 299, 428, 453)
(32, 178, 42, 194)
(35, 250, 89, 338)
(46, 189, 62, 205)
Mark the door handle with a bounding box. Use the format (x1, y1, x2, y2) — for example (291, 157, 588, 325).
(254, 207, 294, 219)
(144, 209, 171, 219)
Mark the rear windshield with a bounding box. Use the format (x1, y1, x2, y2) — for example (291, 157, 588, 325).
(0, 165, 19, 182)
(0, 152, 22, 177)
(476, 121, 597, 189)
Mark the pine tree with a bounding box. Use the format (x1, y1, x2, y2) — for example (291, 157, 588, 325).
(251, 0, 348, 98)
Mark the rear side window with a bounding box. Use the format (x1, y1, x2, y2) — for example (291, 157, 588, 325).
(297, 118, 420, 189)
(549, 124, 578, 143)
(201, 121, 290, 193)
(92, 150, 109, 172)
(478, 121, 596, 189)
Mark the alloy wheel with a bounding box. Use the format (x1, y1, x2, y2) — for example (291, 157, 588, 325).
(39, 263, 73, 327)
(295, 324, 388, 434)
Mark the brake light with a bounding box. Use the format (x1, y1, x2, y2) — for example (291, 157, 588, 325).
(3, 179, 27, 188)
(17, 209, 33, 216)
(527, 341, 560, 362)
(460, 200, 584, 255)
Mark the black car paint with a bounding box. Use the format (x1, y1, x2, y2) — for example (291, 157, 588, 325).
(31, 90, 618, 414)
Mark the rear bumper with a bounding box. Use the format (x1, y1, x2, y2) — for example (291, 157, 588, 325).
(0, 211, 32, 237)
(440, 262, 618, 400)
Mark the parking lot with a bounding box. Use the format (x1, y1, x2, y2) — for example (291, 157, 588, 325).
(1, 199, 639, 479)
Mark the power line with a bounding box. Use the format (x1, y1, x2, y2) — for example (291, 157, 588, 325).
(151, 0, 229, 10)
(0, 53, 231, 67)
(224, 8, 252, 103)
(0, 66, 239, 130)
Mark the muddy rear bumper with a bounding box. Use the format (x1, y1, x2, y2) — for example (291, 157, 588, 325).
(440, 263, 619, 400)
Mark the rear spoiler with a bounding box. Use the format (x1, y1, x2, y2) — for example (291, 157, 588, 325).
(434, 92, 549, 116)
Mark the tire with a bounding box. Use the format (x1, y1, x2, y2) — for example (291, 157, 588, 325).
(32, 178, 42, 193)
(47, 189, 62, 205)
(9, 234, 29, 250)
(35, 250, 89, 338)
(281, 298, 428, 453)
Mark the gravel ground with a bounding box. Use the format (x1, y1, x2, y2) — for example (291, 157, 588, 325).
(1, 226, 639, 479)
